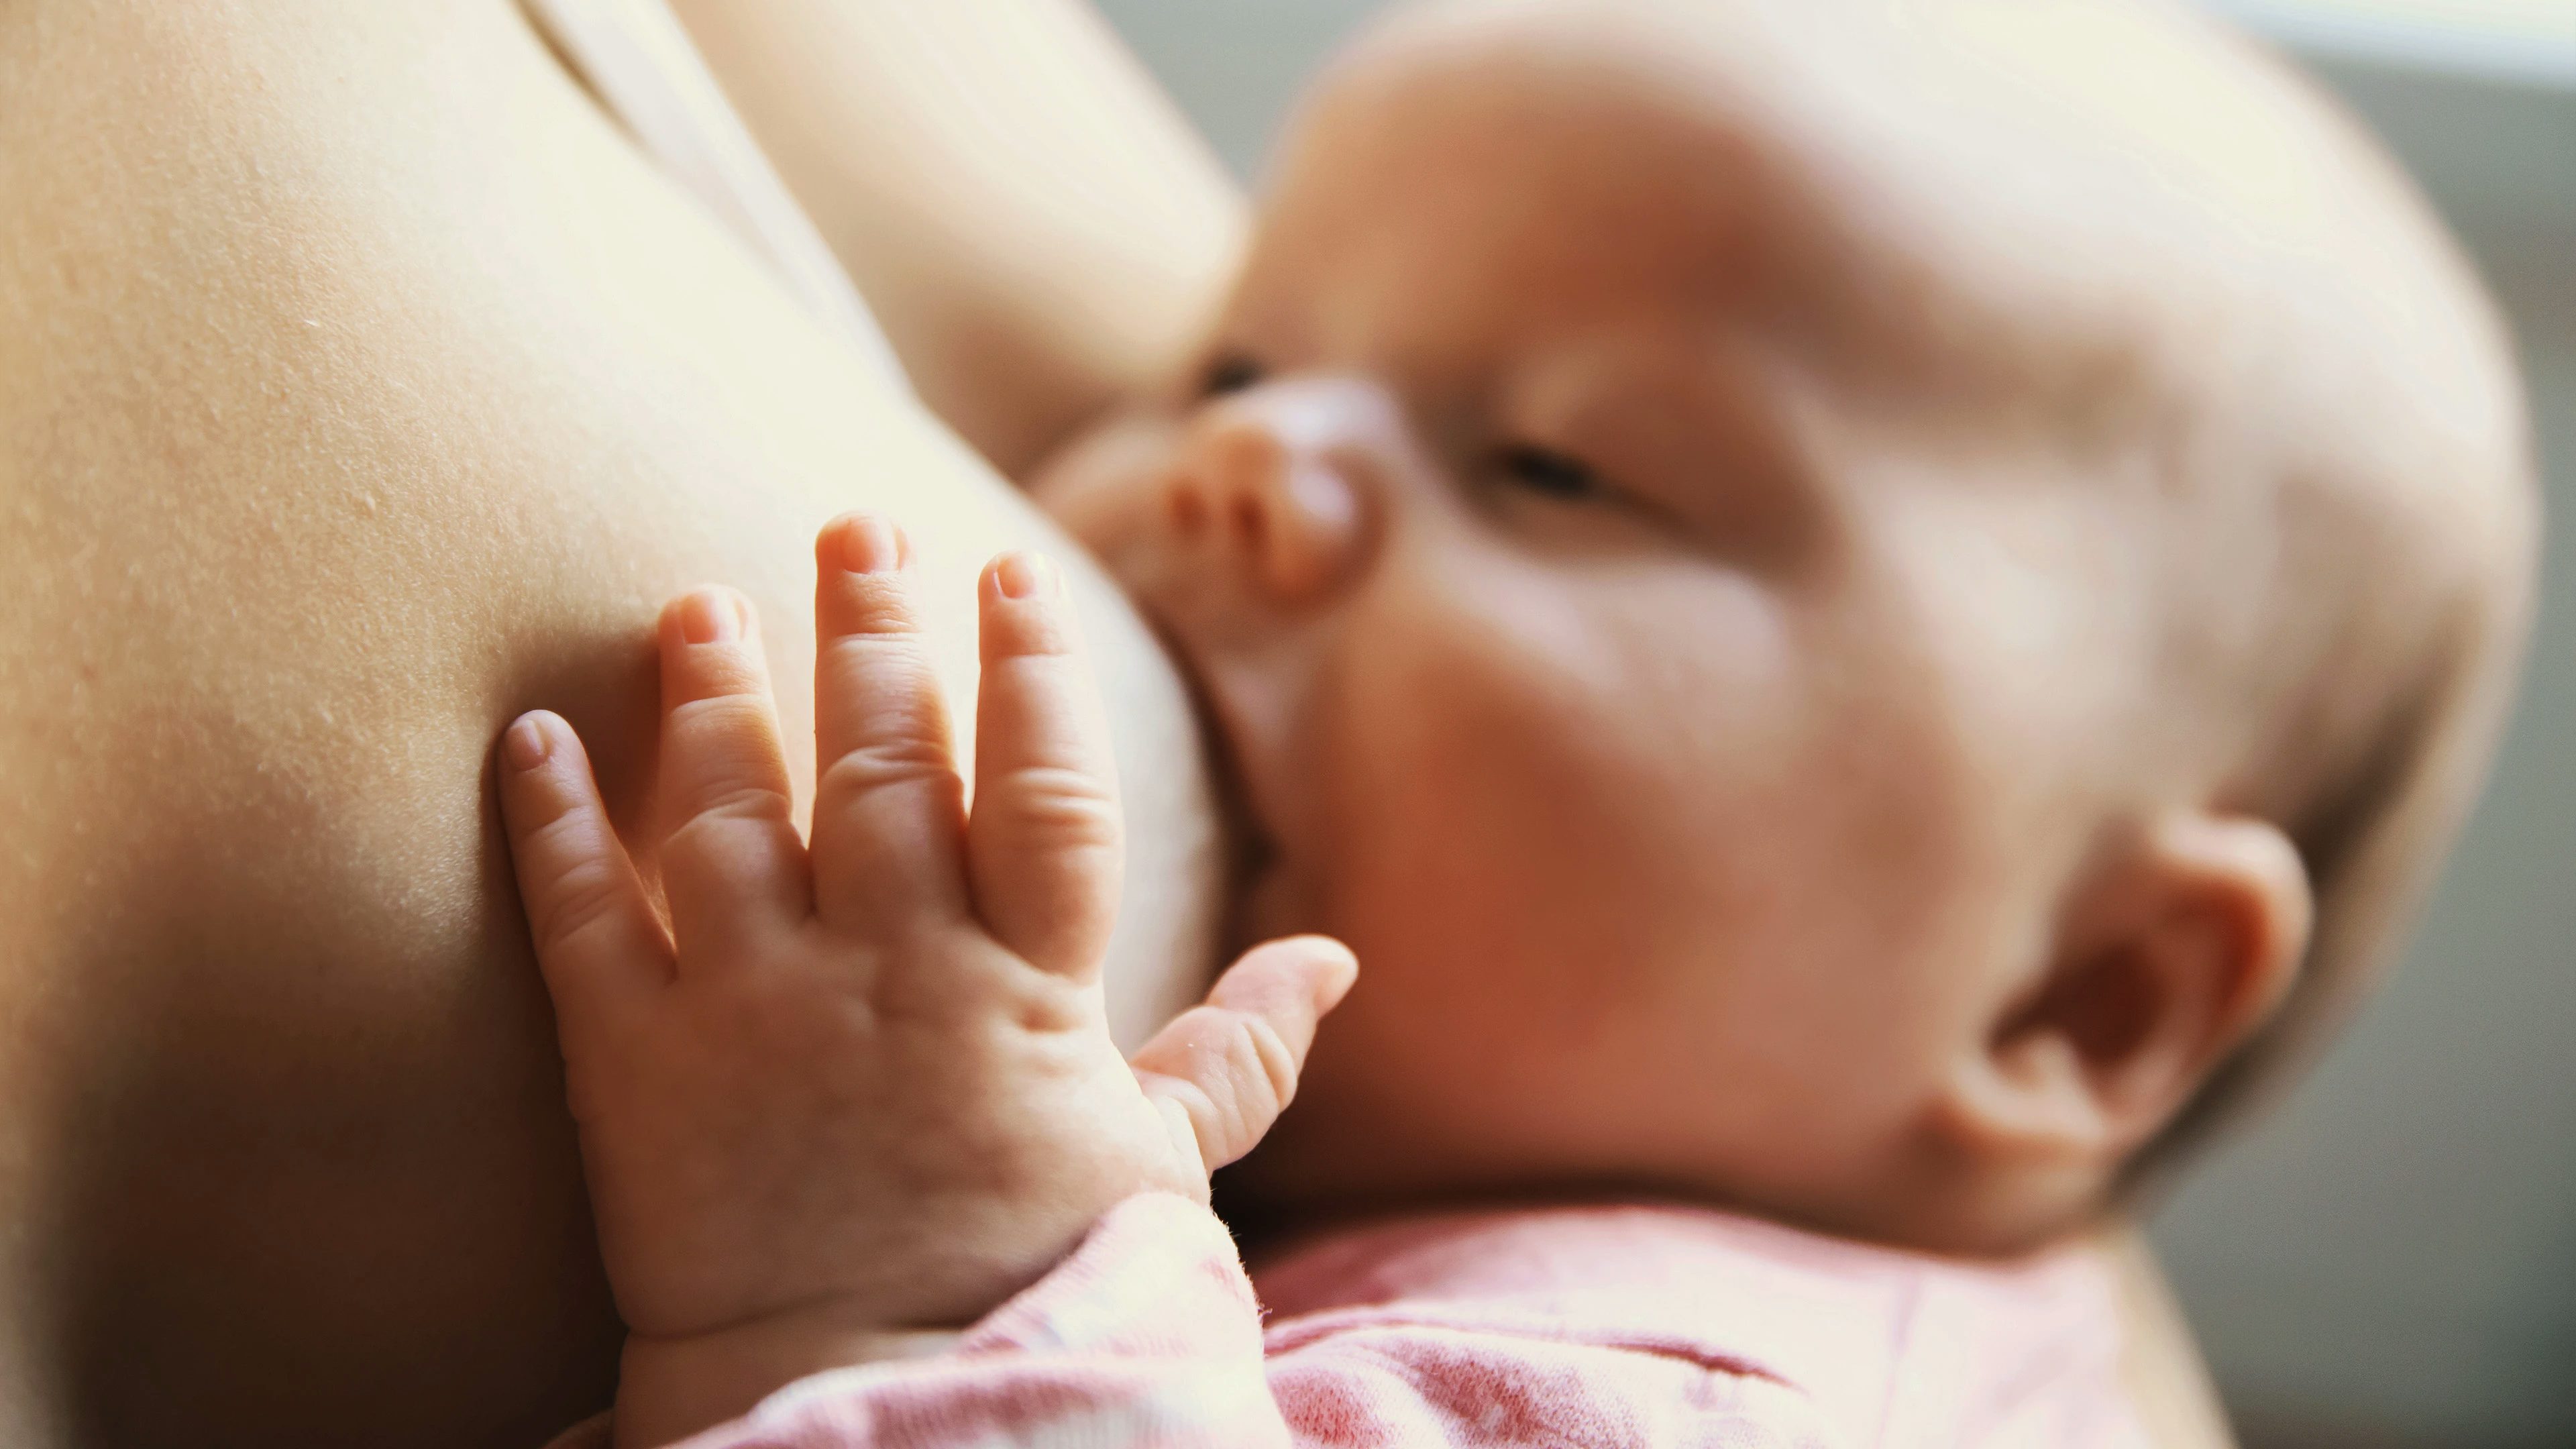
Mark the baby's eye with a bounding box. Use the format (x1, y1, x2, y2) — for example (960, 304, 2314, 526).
(1200, 352, 1265, 398)
(1494, 443, 1602, 501)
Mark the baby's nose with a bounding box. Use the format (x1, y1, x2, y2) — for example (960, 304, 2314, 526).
(1165, 389, 1376, 607)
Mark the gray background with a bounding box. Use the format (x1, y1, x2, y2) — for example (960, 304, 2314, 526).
(1083, 2, 2576, 1444)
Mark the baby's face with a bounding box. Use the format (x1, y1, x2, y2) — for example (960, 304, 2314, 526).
(1034, 11, 2169, 1230)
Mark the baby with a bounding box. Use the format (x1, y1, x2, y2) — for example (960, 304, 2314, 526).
(501, 0, 2538, 1444)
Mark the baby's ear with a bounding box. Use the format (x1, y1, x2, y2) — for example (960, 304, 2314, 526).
(1942, 812, 2312, 1173)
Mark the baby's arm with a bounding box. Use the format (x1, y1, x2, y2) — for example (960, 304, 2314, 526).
(496, 513, 1353, 1447)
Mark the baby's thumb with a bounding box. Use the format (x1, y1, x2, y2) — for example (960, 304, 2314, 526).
(1130, 936, 1358, 1177)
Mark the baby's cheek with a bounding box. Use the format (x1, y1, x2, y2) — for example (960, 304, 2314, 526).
(1338, 672, 1661, 1014)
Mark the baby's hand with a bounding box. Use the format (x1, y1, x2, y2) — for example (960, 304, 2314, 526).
(497, 514, 1354, 1446)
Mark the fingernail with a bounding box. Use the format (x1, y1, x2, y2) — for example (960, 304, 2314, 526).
(841, 514, 905, 575)
(504, 714, 552, 771)
(993, 551, 1055, 600)
(680, 589, 740, 644)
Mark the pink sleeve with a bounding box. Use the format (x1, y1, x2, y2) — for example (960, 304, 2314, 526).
(658, 1195, 1285, 1448)
(648, 1193, 1833, 1449)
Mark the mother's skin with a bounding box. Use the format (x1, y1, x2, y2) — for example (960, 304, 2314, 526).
(0, 2, 2233, 1446)
(0, 3, 1232, 1444)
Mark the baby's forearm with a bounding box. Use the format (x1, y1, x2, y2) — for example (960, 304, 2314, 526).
(572, 1191, 1868, 1449)
(585, 1194, 1288, 1449)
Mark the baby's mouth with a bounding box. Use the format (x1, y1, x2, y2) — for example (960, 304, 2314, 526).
(1140, 604, 1288, 965)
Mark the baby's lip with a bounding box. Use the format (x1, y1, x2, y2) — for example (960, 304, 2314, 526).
(1140, 602, 1285, 946)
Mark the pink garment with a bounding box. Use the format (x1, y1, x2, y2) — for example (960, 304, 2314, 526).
(557, 1193, 2145, 1449)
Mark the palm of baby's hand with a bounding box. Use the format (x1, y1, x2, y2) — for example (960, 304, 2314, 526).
(578, 928, 1192, 1338)
(499, 515, 1352, 1353)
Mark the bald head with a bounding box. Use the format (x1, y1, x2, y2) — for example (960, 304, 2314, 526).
(1084, 0, 2544, 1247)
(1328, 0, 2540, 1179)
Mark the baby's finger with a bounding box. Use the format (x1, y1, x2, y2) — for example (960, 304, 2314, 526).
(967, 551, 1122, 979)
(498, 710, 671, 1039)
(1130, 936, 1358, 1175)
(809, 514, 969, 933)
(656, 588, 810, 960)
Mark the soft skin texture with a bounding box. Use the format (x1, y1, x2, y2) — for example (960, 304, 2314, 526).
(493, 521, 1356, 1446)
(0, 3, 1226, 1445)
(1031, 0, 2536, 1252)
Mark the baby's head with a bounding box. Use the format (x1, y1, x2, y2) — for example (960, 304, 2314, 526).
(1032, 0, 2536, 1251)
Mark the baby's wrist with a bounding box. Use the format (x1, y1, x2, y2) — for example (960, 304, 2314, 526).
(613, 1302, 964, 1448)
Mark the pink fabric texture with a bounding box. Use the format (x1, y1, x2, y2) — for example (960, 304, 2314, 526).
(568, 1193, 2145, 1449)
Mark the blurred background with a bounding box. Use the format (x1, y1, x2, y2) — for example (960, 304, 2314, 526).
(1080, 1, 2575, 1446)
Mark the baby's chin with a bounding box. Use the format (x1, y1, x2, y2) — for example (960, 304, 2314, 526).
(1215, 1116, 1709, 1252)
(1213, 1106, 1419, 1242)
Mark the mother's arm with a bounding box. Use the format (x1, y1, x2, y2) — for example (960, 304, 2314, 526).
(669, 0, 1246, 477)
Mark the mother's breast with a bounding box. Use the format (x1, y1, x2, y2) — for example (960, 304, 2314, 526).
(0, 2, 1219, 1444)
